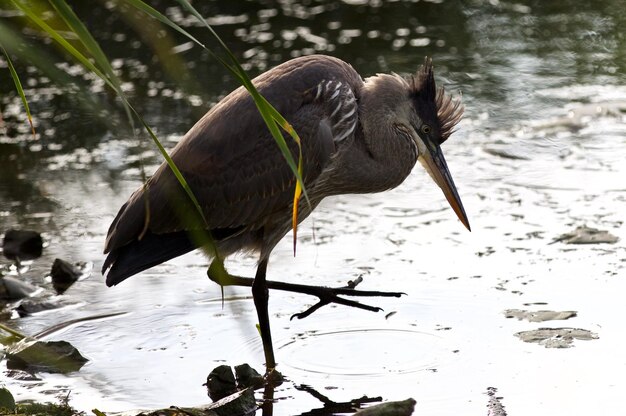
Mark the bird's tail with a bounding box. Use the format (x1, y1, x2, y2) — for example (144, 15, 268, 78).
(103, 231, 196, 287)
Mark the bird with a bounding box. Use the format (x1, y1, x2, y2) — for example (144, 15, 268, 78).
(102, 54, 470, 374)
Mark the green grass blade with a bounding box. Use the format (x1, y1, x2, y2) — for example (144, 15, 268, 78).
(1, 44, 35, 138)
(131, 107, 209, 229)
(5, 1, 224, 269)
(12, 0, 308, 258)
(121, 0, 241, 84)
(124, 0, 308, 206)
(174, 0, 308, 196)
(122, 0, 207, 50)
(121, 0, 310, 253)
(13, 0, 215, 251)
(173, 0, 310, 249)
(52, 1, 214, 235)
(0, 323, 26, 341)
(120, 0, 308, 203)
(133, 107, 226, 264)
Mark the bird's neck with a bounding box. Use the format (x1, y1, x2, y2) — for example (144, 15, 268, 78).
(341, 75, 417, 193)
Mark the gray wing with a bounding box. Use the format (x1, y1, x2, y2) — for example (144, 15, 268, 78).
(104, 55, 363, 256)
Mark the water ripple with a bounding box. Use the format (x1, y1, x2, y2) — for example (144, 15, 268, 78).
(277, 327, 446, 378)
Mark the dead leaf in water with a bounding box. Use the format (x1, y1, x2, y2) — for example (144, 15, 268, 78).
(354, 398, 416, 415)
(515, 327, 598, 348)
(504, 309, 577, 322)
(552, 225, 618, 244)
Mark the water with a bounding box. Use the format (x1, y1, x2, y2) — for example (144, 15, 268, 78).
(1, 0, 625, 414)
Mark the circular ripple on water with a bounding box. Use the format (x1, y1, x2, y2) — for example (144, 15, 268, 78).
(277, 327, 447, 378)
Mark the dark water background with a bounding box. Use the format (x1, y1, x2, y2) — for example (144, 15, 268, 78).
(1, 1, 625, 414)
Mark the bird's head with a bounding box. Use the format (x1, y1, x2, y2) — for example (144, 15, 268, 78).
(390, 58, 470, 231)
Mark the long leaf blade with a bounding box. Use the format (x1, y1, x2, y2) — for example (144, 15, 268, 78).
(121, 0, 309, 206)
(174, 0, 310, 248)
(1, 45, 35, 137)
(13, 0, 216, 256)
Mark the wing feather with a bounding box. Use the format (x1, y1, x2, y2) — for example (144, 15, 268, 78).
(104, 55, 363, 257)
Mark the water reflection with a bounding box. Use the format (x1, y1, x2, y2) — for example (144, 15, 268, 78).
(290, 385, 382, 416)
(1, 0, 625, 415)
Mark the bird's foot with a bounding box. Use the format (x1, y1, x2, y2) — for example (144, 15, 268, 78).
(286, 276, 405, 320)
(207, 260, 404, 320)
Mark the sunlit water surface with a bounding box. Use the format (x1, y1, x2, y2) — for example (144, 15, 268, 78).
(1, 1, 625, 415)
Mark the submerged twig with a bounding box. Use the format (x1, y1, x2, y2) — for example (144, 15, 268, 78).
(34, 311, 127, 339)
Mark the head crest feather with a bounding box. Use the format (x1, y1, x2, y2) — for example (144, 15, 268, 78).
(409, 57, 464, 144)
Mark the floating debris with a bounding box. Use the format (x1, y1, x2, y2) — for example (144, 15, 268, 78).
(486, 387, 507, 416)
(4, 369, 41, 381)
(137, 388, 256, 416)
(515, 328, 598, 348)
(140, 364, 275, 416)
(354, 398, 416, 415)
(552, 225, 618, 245)
(384, 311, 397, 320)
(203, 388, 257, 416)
(504, 309, 577, 322)
(2, 229, 43, 261)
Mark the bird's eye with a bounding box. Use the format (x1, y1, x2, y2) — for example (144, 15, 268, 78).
(421, 124, 432, 134)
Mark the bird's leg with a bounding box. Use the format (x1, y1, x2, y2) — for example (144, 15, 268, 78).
(252, 258, 276, 372)
(207, 258, 277, 371)
(207, 260, 404, 320)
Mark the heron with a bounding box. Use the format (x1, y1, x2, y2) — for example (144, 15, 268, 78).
(102, 54, 470, 373)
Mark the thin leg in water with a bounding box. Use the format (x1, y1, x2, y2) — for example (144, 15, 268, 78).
(252, 258, 276, 371)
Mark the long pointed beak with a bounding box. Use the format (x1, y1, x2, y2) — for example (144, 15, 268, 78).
(419, 146, 471, 231)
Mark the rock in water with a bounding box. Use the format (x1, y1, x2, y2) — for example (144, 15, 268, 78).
(0, 276, 38, 300)
(205, 365, 237, 401)
(50, 258, 82, 294)
(234, 363, 264, 389)
(2, 229, 43, 261)
(5, 339, 88, 373)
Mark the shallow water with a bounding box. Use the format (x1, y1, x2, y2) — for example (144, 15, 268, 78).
(1, 0, 625, 414)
